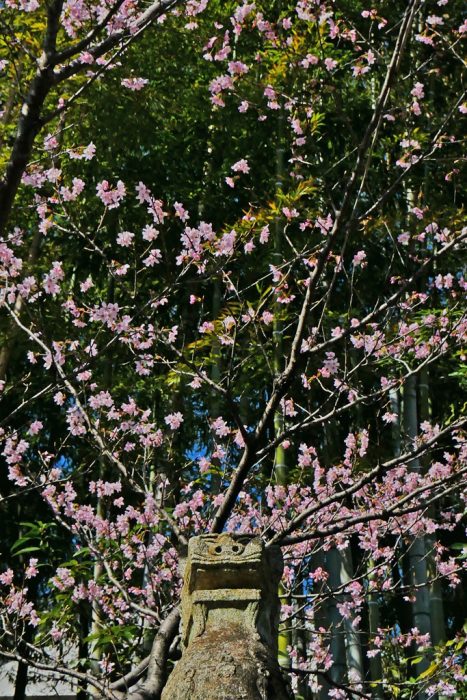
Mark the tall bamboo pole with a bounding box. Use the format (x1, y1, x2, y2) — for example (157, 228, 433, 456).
(403, 375, 431, 692)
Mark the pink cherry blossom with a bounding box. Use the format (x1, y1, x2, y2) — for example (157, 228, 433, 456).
(411, 82, 425, 99)
(116, 231, 134, 247)
(228, 61, 249, 75)
(353, 250, 367, 267)
(259, 225, 270, 243)
(198, 457, 211, 473)
(231, 159, 250, 174)
(324, 57, 338, 71)
(0, 569, 14, 586)
(96, 180, 126, 209)
(174, 202, 189, 222)
(121, 77, 148, 91)
(211, 417, 229, 437)
(25, 559, 39, 579)
(143, 249, 162, 266)
(300, 53, 318, 68)
(164, 412, 184, 430)
(28, 420, 43, 436)
(0, 3, 465, 694)
(68, 142, 95, 160)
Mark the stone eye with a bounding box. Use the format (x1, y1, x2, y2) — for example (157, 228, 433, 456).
(214, 545, 222, 554)
(232, 545, 240, 553)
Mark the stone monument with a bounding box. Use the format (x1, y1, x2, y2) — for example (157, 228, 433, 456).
(161, 533, 292, 700)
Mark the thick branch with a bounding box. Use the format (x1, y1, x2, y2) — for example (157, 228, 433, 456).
(0, 68, 53, 234)
(124, 607, 180, 700)
(110, 657, 150, 693)
(43, 0, 65, 59)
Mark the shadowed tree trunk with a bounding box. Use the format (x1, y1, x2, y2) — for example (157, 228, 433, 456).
(419, 367, 445, 649)
(340, 547, 365, 696)
(272, 105, 291, 675)
(13, 645, 29, 700)
(367, 557, 384, 699)
(403, 374, 432, 693)
(326, 548, 349, 689)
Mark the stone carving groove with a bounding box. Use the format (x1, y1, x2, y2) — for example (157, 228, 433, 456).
(161, 533, 292, 700)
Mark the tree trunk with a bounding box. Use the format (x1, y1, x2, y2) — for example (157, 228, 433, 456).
(13, 655, 28, 700)
(326, 548, 347, 687)
(272, 107, 291, 674)
(367, 558, 384, 699)
(403, 374, 432, 690)
(340, 547, 365, 696)
(419, 368, 445, 648)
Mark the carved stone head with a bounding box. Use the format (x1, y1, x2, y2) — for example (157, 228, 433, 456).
(161, 534, 291, 700)
(181, 534, 283, 650)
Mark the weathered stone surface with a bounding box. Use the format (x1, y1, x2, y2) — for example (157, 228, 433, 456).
(161, 534, 292, 700)
(162, 625, 290, 700)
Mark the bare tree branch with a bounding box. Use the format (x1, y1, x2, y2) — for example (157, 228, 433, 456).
(124, 607, 180, 700)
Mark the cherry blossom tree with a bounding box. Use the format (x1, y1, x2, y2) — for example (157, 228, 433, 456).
(1, 1, 466, 699)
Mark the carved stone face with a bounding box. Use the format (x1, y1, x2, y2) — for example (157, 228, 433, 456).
(190, 534, 262, 565)
(186, 534, 264, 592)
(162, 535, 291, 700)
